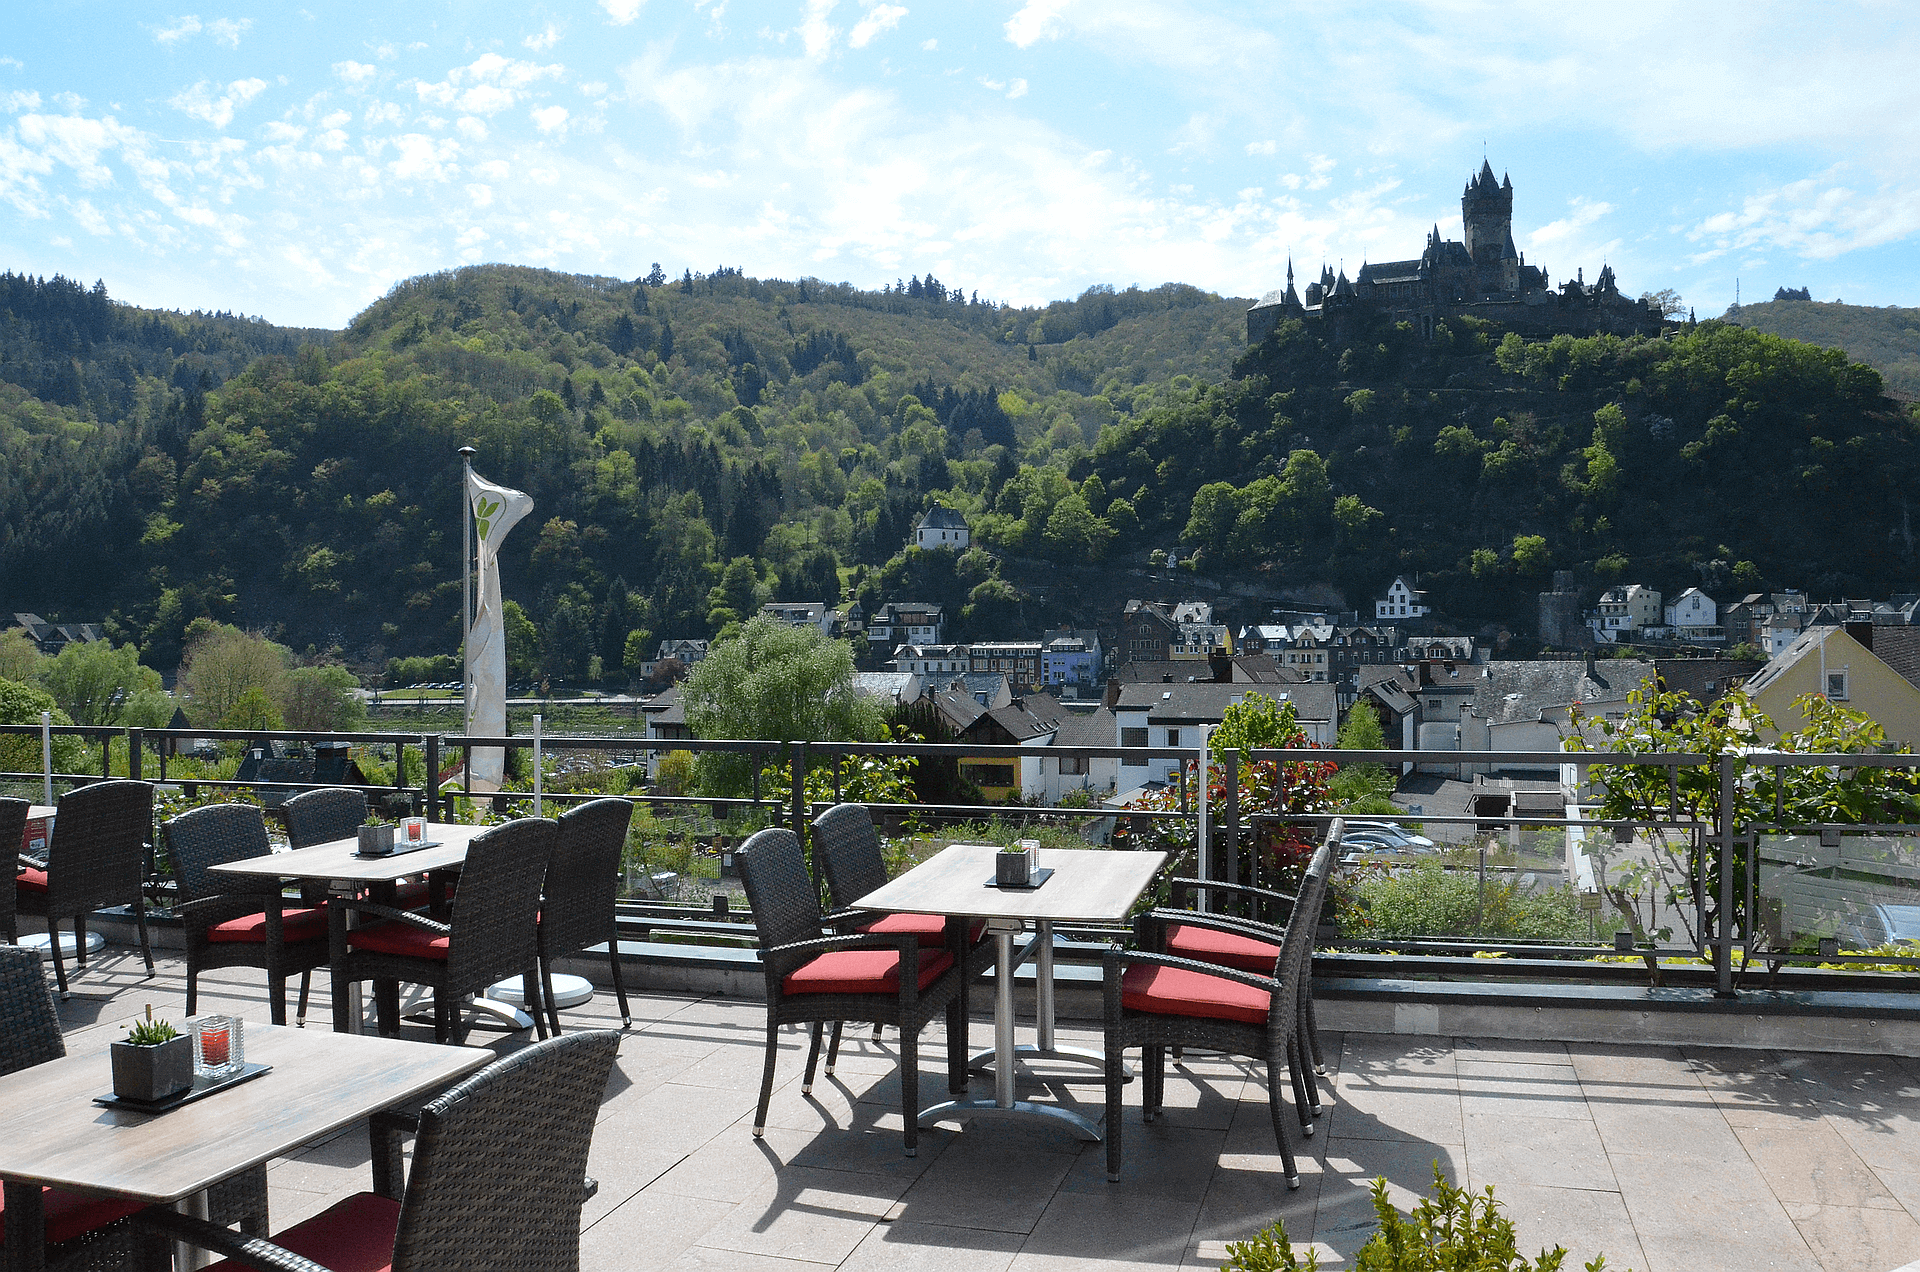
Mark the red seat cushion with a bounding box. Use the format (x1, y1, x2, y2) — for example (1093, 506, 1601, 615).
(347, 920, 450, 960)
(858, 913, 987, 948)
(783, 948, 955, 996)
(207, 1191, 399, 1272)
(207, 906, 329, 945)
(1120, 962, 1272, 1026)
(1165, 923, 1281, 975)
(16, 867, 48, 893)
(0, 1185, 143, 1247)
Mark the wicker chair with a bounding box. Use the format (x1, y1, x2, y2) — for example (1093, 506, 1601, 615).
(1101, 842, 1335, 1188)
(281, 787, 367, 849)
(538, 798, 635, 1033)
(3, 796, 28, 944)
(810, 803, 992, 1062)
(1148, 819, 1347, 1099)
(737, 826, 969, 1157)
(14, 781, 155, 996)
(0, 945, 269, 1272)
(162, 804, 331, 1027)
(333, 817, 555, 1045)
(139, 1029, 622, 1272)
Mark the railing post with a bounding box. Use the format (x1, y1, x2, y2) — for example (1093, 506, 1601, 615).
(791, 742, 808, 840)
(101, 730, 111, 779)
(1716, 752, 1737, 997)
(425, 734, 441, 822)
(1223, 748, 1240, 891)
(129, 728, 143, 782)
(394, 739, 409, 817)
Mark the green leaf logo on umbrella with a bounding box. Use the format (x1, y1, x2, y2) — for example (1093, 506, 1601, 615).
(475, 496, 500, 541)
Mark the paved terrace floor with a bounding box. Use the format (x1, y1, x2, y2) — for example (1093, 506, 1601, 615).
(33, 944, 1920, 1272)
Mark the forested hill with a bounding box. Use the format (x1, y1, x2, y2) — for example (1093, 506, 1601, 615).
(1724, 299, 1920, 398)
(3, 261, 1915, 684)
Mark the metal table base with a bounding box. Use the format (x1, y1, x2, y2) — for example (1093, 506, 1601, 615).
(919, 922, 1104, 1143)
(963, 920, 1129, 1082)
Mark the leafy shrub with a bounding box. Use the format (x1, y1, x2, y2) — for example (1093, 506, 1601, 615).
(1222, 1164, 1619, 1270)
(1348, 858, 1588, 941)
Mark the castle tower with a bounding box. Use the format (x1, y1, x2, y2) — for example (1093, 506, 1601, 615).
(1461, 160, 1513, 269)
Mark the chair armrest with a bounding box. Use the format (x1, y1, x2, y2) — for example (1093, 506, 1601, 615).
(333, 900, 452, 936)
(369, 1108, 420, 1199)
(19, 853, 46, 871)
(818, 906, 868, 930)
(583, 1176, 599, 1202)
(1168, 877, 1298, 918)
(1137, 908, 1285, 946)
(761, 930, 916, 959)
(135, 1208, 333, 1272)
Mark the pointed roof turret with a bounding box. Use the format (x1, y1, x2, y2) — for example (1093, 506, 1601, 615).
(1501, 171, 1512, 189)
(1477, 158, 1497, 188)
(1332, 270, 1355, 298)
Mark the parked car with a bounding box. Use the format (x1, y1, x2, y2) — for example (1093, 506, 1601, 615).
(1342, 822, 1435, 850)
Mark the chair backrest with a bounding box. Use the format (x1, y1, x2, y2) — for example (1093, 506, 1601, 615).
(736, 828, 824, 968)
(162, 803, 274, 902)
(543, 799, 635, 956)
(282, 787, 368, 849)
(46, 780, 153, 916)
(0, 945, 66, 1075)
(811, 803, 889, 911)
(0, 795, 26, 934)
(391, 1028, 620, 1272)
(1266, 841, 1334, 1028)
(445, 817, 558, 990)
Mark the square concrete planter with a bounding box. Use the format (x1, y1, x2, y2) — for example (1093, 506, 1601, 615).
(111, 1035, 194, 1102)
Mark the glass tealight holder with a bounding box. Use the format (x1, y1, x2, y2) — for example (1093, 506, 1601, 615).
(402, 815, 428, 844)
(192, 1015, 243, 1079)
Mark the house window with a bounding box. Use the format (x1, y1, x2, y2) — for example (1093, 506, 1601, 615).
(1120, 726, 1148, 766)
(961, 763, 1016, 788)
(1060, 755, 1088, 775)
(1165, 728, 1181, 748)
(1827, 671, 1849, 701)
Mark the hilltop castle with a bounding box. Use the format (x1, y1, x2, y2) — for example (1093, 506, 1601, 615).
(1247, 161, 1665, 345)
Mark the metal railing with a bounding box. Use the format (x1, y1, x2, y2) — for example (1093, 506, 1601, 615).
(11, 724, 1920, 995)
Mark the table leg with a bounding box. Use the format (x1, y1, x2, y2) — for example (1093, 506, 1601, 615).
(172, 1188, 210, 1270)
(919, 923, 1101, 1142)
(970, 920, 1130, 1081)
(328, 887, 360, 1035)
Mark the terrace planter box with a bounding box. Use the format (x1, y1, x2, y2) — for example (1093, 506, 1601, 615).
(111, 1036, 193, 1102)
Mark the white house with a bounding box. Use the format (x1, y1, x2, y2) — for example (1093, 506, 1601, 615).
(1665, 587, 1723, 641)
(1589, 584, 1662, 643)
(866, 602, 944, 647)
(913, 506, 970, 551)
(890, 644, 970, 675)
(758, 602, 843, 637)
(1375, 577, 1430, 621)
(1112, 682, 1337, 788)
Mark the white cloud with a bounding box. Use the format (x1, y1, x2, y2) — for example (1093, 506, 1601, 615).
(921, 38, 936, 51)
(849, 4, 907, 49)
(1529, 196, 1613, 247)
(599, 0, 645, 24)
(800, 0, 837, 58)
(532, 105, 570, 134)
(1689, 167, 1920, 261)
(0, 56, 24, 70)
(334, 61, 378, 86)
(1246, 140, 1277, 156)
(262, 121, 306, 143)
(1006, 78, 1027, 100)
(456, 116, 488, 141)
(3, 91, 42, 113)
(1004, 0, 1070, 48)
(153, 16, 203, 45)
(524, 23, 563, 52)
(415, 54, 565, 116)
(364, 100, 405, 127)
(207, 18, 250, 47)
(388, 133, 459, 181)
(320, 110, 351, 128)
(170, 78, 268, 129)
(466, 182, 493, 207)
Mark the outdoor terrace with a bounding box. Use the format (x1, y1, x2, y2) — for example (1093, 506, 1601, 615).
(35, 941, 1920, 1272)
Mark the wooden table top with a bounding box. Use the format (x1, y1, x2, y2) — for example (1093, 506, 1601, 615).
(210, 822, 492, 884)
(855, 845, 1168, 925)
(0, 1021, 488, 1202)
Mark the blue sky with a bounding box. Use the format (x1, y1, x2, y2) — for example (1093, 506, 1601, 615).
(4, 1, 1917, 328)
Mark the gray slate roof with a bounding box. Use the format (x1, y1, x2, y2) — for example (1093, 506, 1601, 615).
(1470, 659, 1655, 724)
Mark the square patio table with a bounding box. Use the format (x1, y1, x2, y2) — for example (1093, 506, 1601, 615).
(0, 1018, 487, 1271)
(208, 823, 514, 1034)
(852, 843, 1166, 1142)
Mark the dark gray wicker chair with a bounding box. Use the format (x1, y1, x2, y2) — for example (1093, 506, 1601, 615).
(0, 945, 268, 1272)
(163, 803, 331, 1027)
(14, 781, 155, 996)
(281, 787, 367, 849)
(333, 817, 555, 1044)
(1101, 841, 1335, 1188)
(737, 826, 969, 1157)
(811, 802, 991, 1061)
(539, 799, 634, 1033)
(139, 1028, 622, 1272)
(3, 796, 28, 944)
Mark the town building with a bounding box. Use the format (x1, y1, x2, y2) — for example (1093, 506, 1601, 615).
(1745, 622, 1920, 747)
(889, 644, 969, 676)
(757, 601, 843, 637)
(1374, 578, 1429, 621)
(1111, 682, 1337, 789)
(1589, 585, 1663, 643)
(912, 506, 969, 551)
(1039, 629, 1104, 691)
(866, 602, 944, 648)
(968, 641, 1043, 692)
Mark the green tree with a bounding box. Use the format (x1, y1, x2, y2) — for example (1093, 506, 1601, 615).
(0, 629, 42, 682)
(0, 678, 87, 773)
(706, 556, 762, 630)
(276, 664, 366, 731)
(1511, 534, 1551, 573)
(542, 597, 596, 683)
(178, 624, 290, 728)
(1042, 493, 1114, 562)
(681, 616, 887, 794)
(220, 685, 285, 731)
(622, 628, 654, 673)
(503, 600, 540, 683)
(40, 640, 164, 725)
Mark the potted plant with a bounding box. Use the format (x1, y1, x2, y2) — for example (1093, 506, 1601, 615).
(358, 817, 396, 855)
(111, 1006, 193, 1102)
